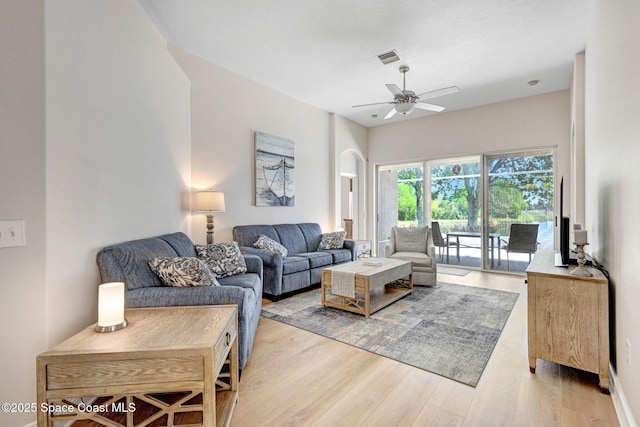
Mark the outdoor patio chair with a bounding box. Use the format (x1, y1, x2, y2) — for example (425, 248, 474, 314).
(431, 221, 460, 262)
(500, 223, 539, 270)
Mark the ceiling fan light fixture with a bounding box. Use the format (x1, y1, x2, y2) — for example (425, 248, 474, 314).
(395, 102, 415, 115)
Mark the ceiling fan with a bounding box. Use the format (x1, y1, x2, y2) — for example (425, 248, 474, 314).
(353, 65, 459, 119)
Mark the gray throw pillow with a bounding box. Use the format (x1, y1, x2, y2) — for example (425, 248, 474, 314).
(253, 234, 288, 258)
(148, 257, 220, 287)
(196, 241, 247, 278)
(318, 231, 347, 250)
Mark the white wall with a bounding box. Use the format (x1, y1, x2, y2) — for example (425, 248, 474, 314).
(45, 0, 192, 345)
(334, 115, 368, 238)
(0, 1, 191, 424)
(586, 0, 640, 424)
(0, 2, 47, 426)
(169, 47, 334, 244)
(368, 91, 571, 240)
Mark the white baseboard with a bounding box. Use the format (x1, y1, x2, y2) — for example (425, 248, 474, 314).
(610, 364, 638, 427)
(22, 422, 36, 427)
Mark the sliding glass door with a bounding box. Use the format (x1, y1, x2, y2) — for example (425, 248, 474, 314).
(376, 148, 555, 272)
(429, 157, 482, 269)
(485, 149, 554, 272)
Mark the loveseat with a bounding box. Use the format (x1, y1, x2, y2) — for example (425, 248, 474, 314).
(233, 223, 356, 297)
(96, 232, 262, 370)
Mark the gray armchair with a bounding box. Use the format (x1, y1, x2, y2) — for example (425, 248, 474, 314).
(385, 226, 437, 286)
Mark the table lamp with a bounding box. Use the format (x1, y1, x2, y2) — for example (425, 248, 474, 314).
(194, 190, 226, 244)
(96, 282, 128, 332)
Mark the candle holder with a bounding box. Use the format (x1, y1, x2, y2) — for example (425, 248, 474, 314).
(570, 243, 593, 277)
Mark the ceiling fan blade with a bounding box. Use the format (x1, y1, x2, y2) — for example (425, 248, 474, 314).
(352, 101, 395, 108)
(384, 107, 397, 119)
(386, 84, 405, 98)
(416, 86, 460, 100)
(415, 102, 446, 112)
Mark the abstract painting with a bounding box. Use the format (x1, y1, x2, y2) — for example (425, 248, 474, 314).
(255, 131, 295, 206)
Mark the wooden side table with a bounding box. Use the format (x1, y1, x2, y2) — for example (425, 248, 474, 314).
(526, 251, 610, 392)
(37, 305, 238, 426)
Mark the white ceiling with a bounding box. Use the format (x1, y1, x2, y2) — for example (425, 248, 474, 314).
(138, 0, 594, 128)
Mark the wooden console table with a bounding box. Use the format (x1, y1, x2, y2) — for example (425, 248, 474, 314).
(526, 251, 610, 392)
(37, 305, 238, 426)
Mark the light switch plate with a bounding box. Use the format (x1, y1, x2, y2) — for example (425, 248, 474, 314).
(0, 220, 26, 248)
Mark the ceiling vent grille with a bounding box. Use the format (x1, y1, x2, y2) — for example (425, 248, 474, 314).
(376, 50, 401, 65)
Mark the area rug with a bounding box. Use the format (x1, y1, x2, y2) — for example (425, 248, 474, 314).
(261, 283, 518, 387)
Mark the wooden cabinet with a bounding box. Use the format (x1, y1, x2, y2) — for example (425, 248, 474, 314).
(37, 306, 238, 426)
(526, 251, 610, 392)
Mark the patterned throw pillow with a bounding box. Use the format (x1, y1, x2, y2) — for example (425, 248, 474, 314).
(196, 241, 247, 278)
(318, 231, 347, 250)
(148, 257, 220, 287)
(253, 235, 288, 258)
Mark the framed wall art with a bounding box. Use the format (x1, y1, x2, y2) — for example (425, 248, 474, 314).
(255, 131, 295, 206)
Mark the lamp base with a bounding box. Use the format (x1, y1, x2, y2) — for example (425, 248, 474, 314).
(570, 266, 593, 277)
(570, 243, 593, 277)
(95, 319, 128, 333)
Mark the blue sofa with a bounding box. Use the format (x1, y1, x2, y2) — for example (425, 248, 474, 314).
(96, 232, 262, 370)
(233, 223, 356, 297)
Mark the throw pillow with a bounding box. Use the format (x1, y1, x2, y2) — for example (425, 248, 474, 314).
(196, 241, 247, 278)
(318, 231, 347, 250)
(148, 257, 220, 287)
(253, 234, 288, 258)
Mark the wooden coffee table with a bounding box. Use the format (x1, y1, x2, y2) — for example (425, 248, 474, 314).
(37, 305, 238, 427)
(321, 258, 412, 318)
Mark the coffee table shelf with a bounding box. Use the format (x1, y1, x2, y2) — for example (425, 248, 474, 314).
(321, 258, 412, 318)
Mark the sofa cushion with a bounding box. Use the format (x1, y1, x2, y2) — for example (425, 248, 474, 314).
(297, 223, 324, 252)
(389, 251, 432, 267)
(233, 225, 280, 248)
(318, 231, 347, 250)
(158, 232, 198, 257)
(273, 224, 308, 255)
(282, 256, 310, 274)
(297, 251, 333, 268)
(97, 237, 179, 290)
(322, 248, 353, 264)
(253, 235, 288, 258)
(148, 257, 220, 287)
(393, 227, 428, 253)
(196, 242, 247, 278)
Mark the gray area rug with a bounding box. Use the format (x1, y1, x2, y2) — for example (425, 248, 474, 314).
(261, 283, 518, 387)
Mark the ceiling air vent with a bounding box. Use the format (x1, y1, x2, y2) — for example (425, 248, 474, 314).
(376, 50, 401, 65)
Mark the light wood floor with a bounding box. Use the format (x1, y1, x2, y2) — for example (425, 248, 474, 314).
(231, 270, 619, 427)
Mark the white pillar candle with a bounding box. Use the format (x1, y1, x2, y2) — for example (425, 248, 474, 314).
(574, 230, 588, 245)
(97, 282, 125, 328)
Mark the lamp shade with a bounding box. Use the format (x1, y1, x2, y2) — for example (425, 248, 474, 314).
(96, 282, 127, 332)
(395, 102, 415, 115)
(194, 191, 225, 212)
